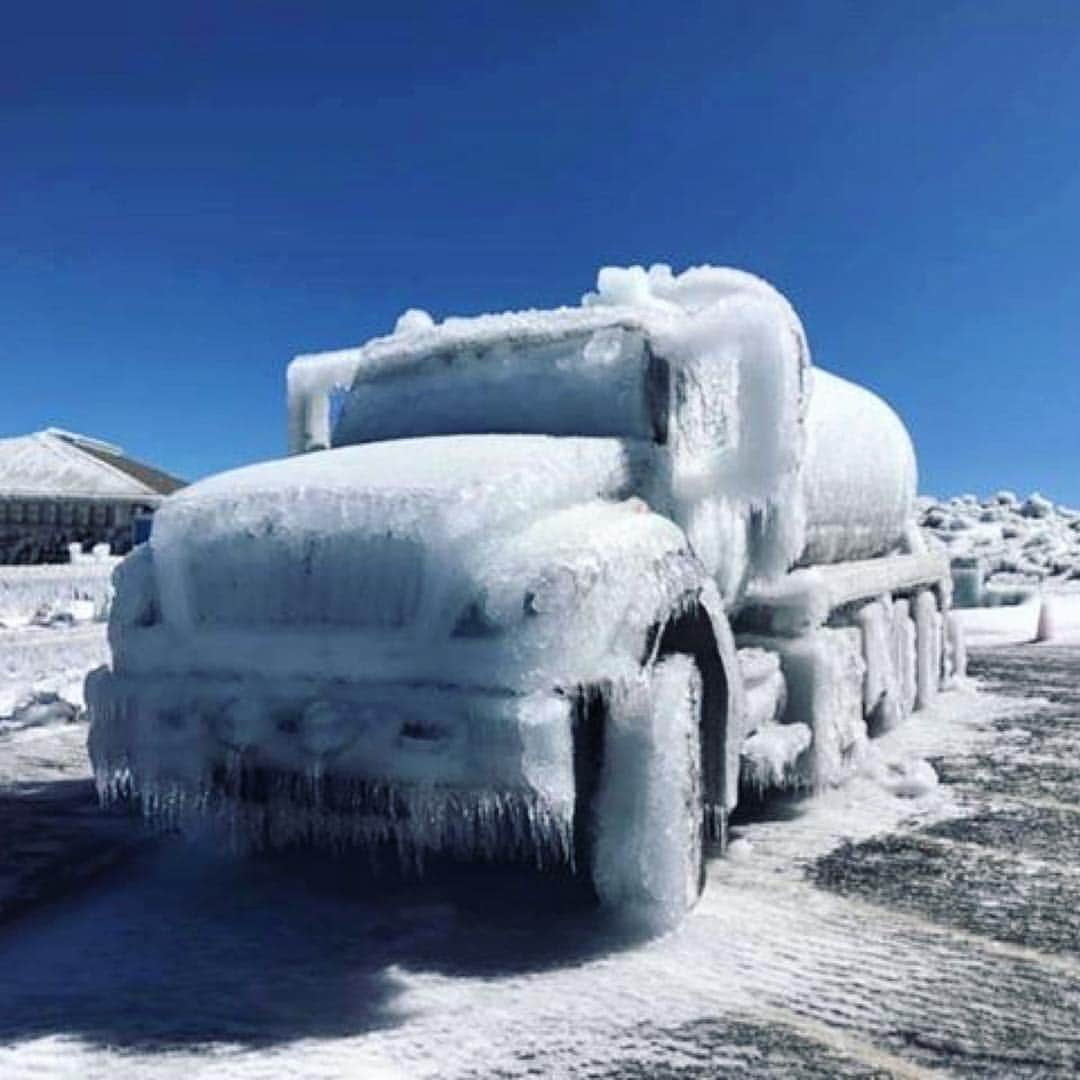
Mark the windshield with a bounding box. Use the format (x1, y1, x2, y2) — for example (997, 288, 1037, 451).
(331, 327, 668, 448)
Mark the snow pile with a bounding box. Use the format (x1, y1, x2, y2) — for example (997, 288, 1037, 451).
(0, 623, 108, 716)
(921, 491, 1080, 645)
(0, 562, 116, 628)
(921, 491, 1080, 596)
(1, 690, 80, 731)
(865, 752, 939, 799)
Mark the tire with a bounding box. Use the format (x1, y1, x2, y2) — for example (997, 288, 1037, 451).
(577, 653, 706, 922)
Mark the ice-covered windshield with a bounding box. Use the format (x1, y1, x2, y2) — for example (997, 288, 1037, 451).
(330, 327, 667, 448)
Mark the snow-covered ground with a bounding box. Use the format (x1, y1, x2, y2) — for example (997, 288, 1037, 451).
(0, 623, 108, 719)
(1, 552, 1078, 1075)
(0, 649, 1077, 1078)
(0, 612, 140, 934)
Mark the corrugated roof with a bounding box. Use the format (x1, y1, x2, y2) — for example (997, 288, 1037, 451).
(0, 430, 185, 500)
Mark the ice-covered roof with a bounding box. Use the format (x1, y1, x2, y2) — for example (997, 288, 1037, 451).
(287, 263, 811, 456)
(0, 430, 185, 501)
(288, 263, 806, 393)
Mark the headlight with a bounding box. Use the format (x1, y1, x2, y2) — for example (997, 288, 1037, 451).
(522, 567, 581, 616)
(452, 566, 594, 637)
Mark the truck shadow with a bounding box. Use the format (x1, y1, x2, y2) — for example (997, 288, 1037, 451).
(0, 816, 650, 1051)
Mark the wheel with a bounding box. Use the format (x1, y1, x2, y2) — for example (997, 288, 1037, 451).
(577, 653, 706, 923)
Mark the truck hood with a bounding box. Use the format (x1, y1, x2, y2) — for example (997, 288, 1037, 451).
(150, 435, 656, 632)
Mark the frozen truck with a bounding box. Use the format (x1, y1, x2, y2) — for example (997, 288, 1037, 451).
(87, 264, 964, 921)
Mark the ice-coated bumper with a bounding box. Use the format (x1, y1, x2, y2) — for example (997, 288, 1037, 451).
(85, 666, 576, 863)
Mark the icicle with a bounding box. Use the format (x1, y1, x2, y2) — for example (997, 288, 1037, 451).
(93, 759, 575, 873)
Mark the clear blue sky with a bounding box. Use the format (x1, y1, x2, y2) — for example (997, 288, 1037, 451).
(3, 1, 1079, 502)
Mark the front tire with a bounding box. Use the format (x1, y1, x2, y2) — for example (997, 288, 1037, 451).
(583, 654, 706, 923)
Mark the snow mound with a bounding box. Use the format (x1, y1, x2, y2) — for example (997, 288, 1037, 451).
(0, 563, 116, 628)
(861, 747, 939, 800)
(921, 491, 1080, 595)
(2, 690, 81, 730)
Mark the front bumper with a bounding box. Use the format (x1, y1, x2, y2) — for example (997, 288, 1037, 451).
(85, 667, 576, 863)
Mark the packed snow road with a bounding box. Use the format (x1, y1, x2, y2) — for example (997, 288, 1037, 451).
(0, 648, 1078, 1078)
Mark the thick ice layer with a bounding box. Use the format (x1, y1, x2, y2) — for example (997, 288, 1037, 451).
(87, 666, 576, 869)
(800, 370, 917, 565)
(104, 772, 575, 871)
(737, 646, 787, 732)
(591, 657, 704, 925)
(914, 591, 942, 711)
(737, 550, 949, 637)
(741, 628, 867, 788)
(288, 263, 814, 601)
(137, 442, 711, 699)
(287, 306, 642, 453)
(735, 645, 808, 793)
(856, 598, 901, 733)
(89, 260, 950, 914)
(892, 598, 918, 718)
(332, 327, 663, 448)
(151, 435, 646, 632)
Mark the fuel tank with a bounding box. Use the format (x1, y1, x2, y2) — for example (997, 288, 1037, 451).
(799, 368, 917, 565)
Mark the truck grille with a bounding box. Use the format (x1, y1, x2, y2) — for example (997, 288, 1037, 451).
(183, 532, 424, 629)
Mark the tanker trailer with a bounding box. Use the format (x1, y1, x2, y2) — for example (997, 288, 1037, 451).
(86, 263, 963, 923)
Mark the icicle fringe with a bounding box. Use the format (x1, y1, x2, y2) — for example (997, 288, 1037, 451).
(94, 758, 574, 873)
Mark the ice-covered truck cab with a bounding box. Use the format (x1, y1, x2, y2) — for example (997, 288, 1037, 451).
(87, 264, 963, 923)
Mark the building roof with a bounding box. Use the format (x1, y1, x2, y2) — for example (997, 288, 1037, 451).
(0, 429, 186, 501)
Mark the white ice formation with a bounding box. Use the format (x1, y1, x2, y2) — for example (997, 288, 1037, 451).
(88, 263, 960, 922)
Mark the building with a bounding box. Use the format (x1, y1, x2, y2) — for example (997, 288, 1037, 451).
(0, 429, 185, 563)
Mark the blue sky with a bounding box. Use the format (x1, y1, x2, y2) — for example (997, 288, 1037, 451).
(3, 1, 1079, 502)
